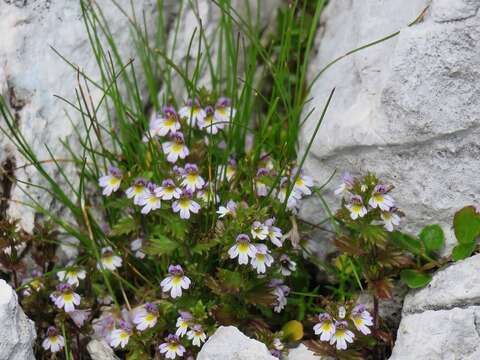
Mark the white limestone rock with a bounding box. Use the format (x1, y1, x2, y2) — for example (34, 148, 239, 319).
(299, 0, 480, 253)
(0, 0, 161, 234)
(284, 344, 331, 360)
(390, 255, 480, 359)
(87, 338, 120, 360)
(390, 307, 480, 360)
(0, 279, 36, 360)
(402, 254, 480, 313)
(197, 326, 276, 360)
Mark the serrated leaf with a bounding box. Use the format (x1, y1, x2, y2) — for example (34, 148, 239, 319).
(419, 224, 445, 253)
(390, 231, 422, 255)
(400, 269, 432, 289)
(217, 268, 243, 292)
(191, 241, 217, 255)
(454, 206, 480, 244)
(110, 217, 137, 236)
(146, 235, 178, 256)
(452, 242, 476, 261)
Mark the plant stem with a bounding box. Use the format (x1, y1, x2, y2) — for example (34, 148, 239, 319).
(373, 295, 379, 330)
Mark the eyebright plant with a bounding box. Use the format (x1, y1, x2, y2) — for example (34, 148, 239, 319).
(3, 91, 322, 359)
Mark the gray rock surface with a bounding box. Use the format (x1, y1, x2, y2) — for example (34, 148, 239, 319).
(0, 0, 161, 235)
(284, 344, 328, 360)
(197, 326, 276, 360)
(87, 338, 120, 360)
(0, 279, 36, 360)
(299, 0, 480, 253)
(390, 255, 480, 359)
(391, 307, 480, 360)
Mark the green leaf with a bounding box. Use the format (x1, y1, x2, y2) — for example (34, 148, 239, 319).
(452, 242, 476, 261)
(390, 231, 422, 255)
(400, 269, 432, 289)
(419, 224, 445, 253)
(146, 235, 178, 256)
(453, 206, 480, 244)
(191, 241, 218, 255)
(110, 217, 137, 236)
(218, 268, 243, 291)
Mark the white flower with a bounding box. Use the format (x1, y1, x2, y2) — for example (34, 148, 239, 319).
(214, 97, 236, 125)
(99, 166, 122, 196)
(139, 183, 162, 214)
(133, 303, 159, 331)
(350, 305, 373, 335)
(277, 177, 301, 209)
(161, 265, 191, 299)
(51, 283, 81, 312)
(68, 309, 91, 328)
(156, 179, 182, 200)
(187, 324, 207, 347)
(175, 311, 193, 337)
(368, 184, 394, 211)
(110, 321, 132, 349)
(217, 200, 237, 218)
(251, 221, 269, 240)
(255, 168, 270, 197)
(130, 238, 146, 259)
(313, 313, 336, 342)
(334, 172, 354, 197)
(199, 105, 223, 134)
(329, 321, 355, 350)
(162, 132, 189, 163)
(292, 168, 314, 196)
(154, 106, 181, 137)
(381, 210, 401, 232)
(259, 152, 274, 170)
(273, 338, 284, 351)
(228, 234, 257, 265)
(179, 98, 206, 128)
(346, 195, 367, 220)
(172, 190, 201, 219)
(217, 158, 236, 182)
(279, 254, 297, 276)
(181, 163, 205, 191)
(197, 182, 220, 204)
(270, 279, 289, 313)
(98, 246, 122, 271)
(264, 218, 283, 247)
(251, 244, 274, 274)
(159, 335, 186, 359)
(57, 267, 86, 287)
(126, 178, 148, 205)
(42, 327, 65, 353)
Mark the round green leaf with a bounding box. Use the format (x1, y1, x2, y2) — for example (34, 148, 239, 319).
(390, 231, 422, 255)
(454, 206, 480, 244)
(419, 224, 445, 253)
(452, 242, 476, 261)
(400, 269, 432, 289)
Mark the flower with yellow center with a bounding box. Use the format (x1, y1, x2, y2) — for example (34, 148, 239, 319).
(228, 234, 256, 265)
(161, 265, 191, 299)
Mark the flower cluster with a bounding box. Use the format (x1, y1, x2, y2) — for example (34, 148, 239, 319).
(335, 172, 401, 231)
(313, 304, 373, 350)
(29, 94, 319, 359)
(98, 97, 236, 220)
